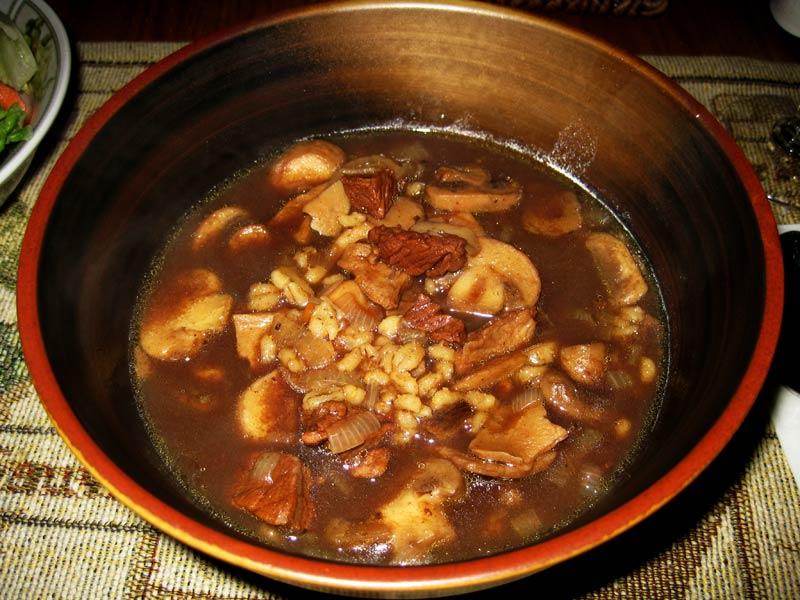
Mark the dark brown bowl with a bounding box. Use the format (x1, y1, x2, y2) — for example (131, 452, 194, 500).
(16, 1, 783, 596)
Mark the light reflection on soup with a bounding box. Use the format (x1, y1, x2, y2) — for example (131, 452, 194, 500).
(132, 131, 666, 565)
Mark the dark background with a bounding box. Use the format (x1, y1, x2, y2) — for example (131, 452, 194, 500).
(47, 0, 800, 60)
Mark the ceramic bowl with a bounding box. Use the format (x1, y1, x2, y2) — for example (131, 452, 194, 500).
(16, 1, 783, 596)
(0, 0, 69, 205)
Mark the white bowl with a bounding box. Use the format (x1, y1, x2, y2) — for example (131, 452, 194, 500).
(0, 0, 69, 204)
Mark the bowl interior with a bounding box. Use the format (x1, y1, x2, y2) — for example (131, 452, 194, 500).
(25, 2, 776, 592)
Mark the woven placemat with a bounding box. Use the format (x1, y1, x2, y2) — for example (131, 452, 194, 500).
(1, 43, 799, 599)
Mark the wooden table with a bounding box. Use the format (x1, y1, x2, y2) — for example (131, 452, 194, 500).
(48, 0, 800, 60)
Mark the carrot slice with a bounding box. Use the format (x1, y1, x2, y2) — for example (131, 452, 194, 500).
(0, 83, 27, 113)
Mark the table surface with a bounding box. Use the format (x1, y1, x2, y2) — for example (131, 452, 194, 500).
(47, 0, 800, 61)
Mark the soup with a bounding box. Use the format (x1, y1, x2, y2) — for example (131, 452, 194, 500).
(132, 131, 665, 565)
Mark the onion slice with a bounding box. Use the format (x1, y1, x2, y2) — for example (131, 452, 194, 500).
(340, 155, 404, 179)
(364, 382, 380, 410)
(410, 220, 480, 254)
(251, 452, 281, 483)
(295, 333, 337, 369)
(606, 369, 634, 390)
(510, 387, 544, 412)
(327, 412, 382, 454)
(509, 507, 543, 539)
(578, 463, 605, 497)
(283, 365, 360, 394)
(332, 292, 380, 332)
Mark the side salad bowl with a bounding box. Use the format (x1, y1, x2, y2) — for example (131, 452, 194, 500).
(0, 0, 69, 205)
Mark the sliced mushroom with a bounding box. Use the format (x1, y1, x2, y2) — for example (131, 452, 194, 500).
(560, 342, 608, 388)
(191, 206, 250, 251)
(446, 265, 505, 316)
(539, 370, 608, 425)
(409, 458, 465, 499)
(435, 165, 490, 186)
(377, 197, 424, 229)
(469, 401, 568, 466)
(522, 188, 582, 237)
(435, 446, 550, 479)
(227, 223, 272, 253)
(233, 313, 276, 369)
(585, 232, 647, 306)
(425, 176, 521, 213)
(467, 237, 541, 307)
(236, 369, 300, 442)
(269, 183, 326, 228)
(376, 475, 457, 563)
(302, 180, 351, 237)
(268, 140, 345, 193)
(139, 269, 232, 362)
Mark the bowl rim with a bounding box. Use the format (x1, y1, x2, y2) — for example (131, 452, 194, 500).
(0, 0, 71, 185)
(16, 0, 784, 594)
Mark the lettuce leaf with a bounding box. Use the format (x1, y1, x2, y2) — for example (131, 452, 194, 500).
(0, 20, 37, 90)
(0, 104, 31, 154)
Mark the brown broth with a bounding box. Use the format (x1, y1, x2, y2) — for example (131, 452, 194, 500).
(132, 130, 666, 564)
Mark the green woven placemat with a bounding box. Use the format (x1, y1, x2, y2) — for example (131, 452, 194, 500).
(1, 43, 798, 599)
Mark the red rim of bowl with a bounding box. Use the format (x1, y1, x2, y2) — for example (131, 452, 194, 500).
(16, 1, 784, 595)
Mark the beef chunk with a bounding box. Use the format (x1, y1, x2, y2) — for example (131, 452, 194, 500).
(368, 225, 467, 277)
(403, 293, 466, 345)
(231, 452, 313, 532)
(337, 243, 411, 310)
(342, 170, 396, 219)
